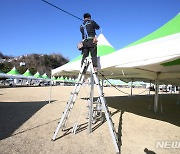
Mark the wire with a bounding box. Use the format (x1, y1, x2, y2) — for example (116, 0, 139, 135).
(41, 0, 84, 21)
(98, 71, 130, 95)
(136, 88, 148, 95)
(99, 71, 151, 96)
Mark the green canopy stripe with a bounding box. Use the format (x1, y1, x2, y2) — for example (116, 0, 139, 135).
(7, 67, 21, 75)
(23, 70, 33, 77)
(34, 72, 43, 78)
(97, 46, 116, 56)
(125, 13, 180, 48)
(70, 45, 116, 63)
(161, 58, 180, 66)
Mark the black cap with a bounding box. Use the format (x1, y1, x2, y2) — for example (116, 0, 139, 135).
(83, 13, 91, 19)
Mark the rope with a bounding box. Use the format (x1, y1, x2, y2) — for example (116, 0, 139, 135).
(98, 72, 130, 95)
(98, 72, 151, 96)
(42, 0, 83, 21)
(136, 88, 149, 95)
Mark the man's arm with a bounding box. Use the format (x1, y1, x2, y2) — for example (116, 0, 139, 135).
(80, 25, 84, 39)
(92, 20, 100, 30)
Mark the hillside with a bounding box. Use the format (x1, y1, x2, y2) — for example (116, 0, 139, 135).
(0, 52, 69, 76)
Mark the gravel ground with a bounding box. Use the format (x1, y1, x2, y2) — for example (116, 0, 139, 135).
(0, 86, 179, 154)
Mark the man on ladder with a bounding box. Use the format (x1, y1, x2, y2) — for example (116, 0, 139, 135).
(52, 57, 120, 153)
(79, 13, 100, 72)
(52, 13, 120, 153)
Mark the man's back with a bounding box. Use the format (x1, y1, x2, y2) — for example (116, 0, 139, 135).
(80, 20, 100, 39)
(80, 13, 100, 70)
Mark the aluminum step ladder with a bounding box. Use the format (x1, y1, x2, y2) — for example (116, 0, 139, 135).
(52, 58, 120, 154)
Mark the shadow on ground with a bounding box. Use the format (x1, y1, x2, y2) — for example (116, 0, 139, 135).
(144, 148, 156, 154)
(0, 100, 55, 140)
(105, 94, 180, 127)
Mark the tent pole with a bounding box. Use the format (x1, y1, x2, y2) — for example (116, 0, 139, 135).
(13, 78, 15, 87)
(154, 75, 159, 113)
(174, 85, 176, 93)
(149, 80, 151, 95)
(177, 86, 180, 105)
(49, 75, 53, 104)
(131, 78, 133, 96)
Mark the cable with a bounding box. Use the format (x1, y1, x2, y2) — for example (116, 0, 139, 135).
(136, 88, 148, 95)
(98, 71, 130, 95)
(99, 72, 151, 96)
(42, 0, 83, 21)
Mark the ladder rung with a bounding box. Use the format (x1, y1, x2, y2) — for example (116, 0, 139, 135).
(93, 109, 102, 112)
(93, 102, 99, 104)
(71, 92, 78, 95)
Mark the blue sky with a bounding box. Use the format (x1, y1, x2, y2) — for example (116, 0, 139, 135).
(0, 0, 180, 61)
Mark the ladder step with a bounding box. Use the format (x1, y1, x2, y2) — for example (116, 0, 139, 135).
(93, 109, 102, 111)
(71, 92, 78, 95)
(52, 58, 119, 153)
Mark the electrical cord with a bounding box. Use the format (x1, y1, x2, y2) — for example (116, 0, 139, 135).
(136, 89, 149, 95)
(42, 0, 83, 21)
(99, 71, 150, 96)
(98, 71, 130, 95)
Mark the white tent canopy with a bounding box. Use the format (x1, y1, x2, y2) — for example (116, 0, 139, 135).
(52, 33, 116, 77)
(100, 33, 180, 84)
(51, 13, 180, 112)
(52, 33, 180, 84)
(0, 71, 11, 79)
(52, 13, 180, 85)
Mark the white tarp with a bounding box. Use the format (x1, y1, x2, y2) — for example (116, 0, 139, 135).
(99, 33, 180, 85)
(52, 33, 180, 85)
(52, 14, 180, 85)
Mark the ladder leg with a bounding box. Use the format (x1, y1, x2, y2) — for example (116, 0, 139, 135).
(88, 72, 94, 133)
(62, 75, 85, 130)
(52, 82, 81, 140)
(89, 60, 120, 154)
(100, 98, 120, 153)
(52, 60, 87, 141)
(71, 75, 85, 108)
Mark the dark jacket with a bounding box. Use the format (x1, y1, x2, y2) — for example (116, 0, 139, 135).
(80, 19, 100, 39)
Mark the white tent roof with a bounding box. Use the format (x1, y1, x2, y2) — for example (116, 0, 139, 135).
(0, 72, 11, 79)
(52, 34, 115, 76)
(99, 33, 180, 84)
(97, 33, 113, 47)
(52, 14, 180, 85)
